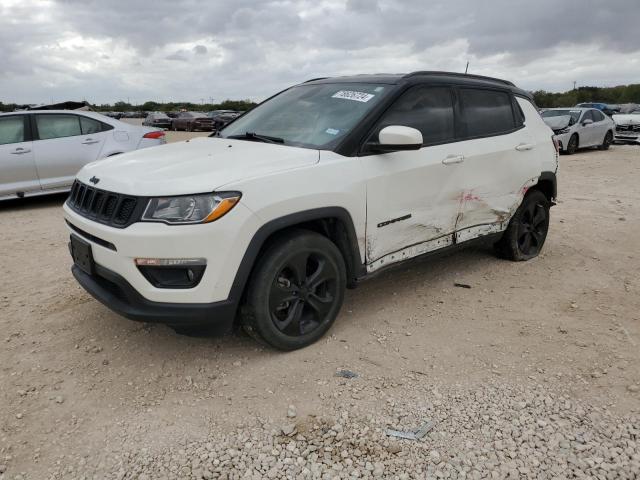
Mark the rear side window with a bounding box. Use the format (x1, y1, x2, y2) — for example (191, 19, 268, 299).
(0, 116, 25, 145)
(376, 86, 455, 145)
(459, 89, 516, 138)
(36, 114, 82, 140)
(80, 116, 103, 134)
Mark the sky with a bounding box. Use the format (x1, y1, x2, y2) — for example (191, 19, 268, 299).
(1, 0, 639, 105)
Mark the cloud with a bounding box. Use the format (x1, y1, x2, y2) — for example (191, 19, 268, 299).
(0, 0, 639, 104)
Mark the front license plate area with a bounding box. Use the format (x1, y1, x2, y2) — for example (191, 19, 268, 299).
(70, 235, 95, 275)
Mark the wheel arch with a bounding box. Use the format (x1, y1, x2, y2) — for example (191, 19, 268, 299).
(228, 207, 364, 317)
(532, 171, 557, 203)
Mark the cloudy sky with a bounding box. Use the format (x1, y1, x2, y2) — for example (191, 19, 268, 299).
(1, 0, 639, 105)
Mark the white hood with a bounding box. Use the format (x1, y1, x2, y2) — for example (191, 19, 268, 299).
(77, 137, 320, 196)
(612, 114, 640, 125)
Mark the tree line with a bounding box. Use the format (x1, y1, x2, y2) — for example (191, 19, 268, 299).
(532, 84, 640, 108)
(3, 84, 640, 112)
(0, 99, 257, 113)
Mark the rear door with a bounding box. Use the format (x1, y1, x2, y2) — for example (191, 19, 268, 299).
(453, 88, 540, 241)
(0, 114, 39, 197)
(590, 109, 609, 144)
(33, 113, 106, 190)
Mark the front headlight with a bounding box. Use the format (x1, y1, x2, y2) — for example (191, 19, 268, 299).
(556, 127, 570, 135)
(141, 192, 241, 225)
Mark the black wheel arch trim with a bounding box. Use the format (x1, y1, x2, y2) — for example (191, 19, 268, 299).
(536, 171, 557, 202)
(228, 207, 364, 311)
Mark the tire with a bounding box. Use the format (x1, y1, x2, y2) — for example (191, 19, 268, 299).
(565, 134, 578, 155)
(242, 229, 346, 351)
(599, 131, 613, 150)
(494, 190, 550, 261)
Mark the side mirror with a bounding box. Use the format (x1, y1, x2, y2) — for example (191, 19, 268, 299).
(582, 118, 593, 126)
(367, 125, 423, 153)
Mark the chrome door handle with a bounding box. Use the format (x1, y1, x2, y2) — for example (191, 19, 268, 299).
(515, 143, 534, 151)
(82, 139, 100, 145)
(442, 155, 464, 165)
(10, 148, 31, 154)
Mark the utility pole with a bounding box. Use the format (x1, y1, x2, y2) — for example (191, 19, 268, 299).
(573, 81, 577, 90)
(465, 61, 469, 74)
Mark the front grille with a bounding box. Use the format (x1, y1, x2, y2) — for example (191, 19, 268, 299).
(616, 124, 640, 132)
(67, 181, 144, 228)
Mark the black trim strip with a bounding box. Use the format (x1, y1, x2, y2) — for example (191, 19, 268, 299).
(66, 220, 117, 251)
(377, 214, 412, 228)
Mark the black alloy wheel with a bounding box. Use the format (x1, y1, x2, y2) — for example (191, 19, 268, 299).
(242, 230, 346, 350)
(600, 131, 613, 150)
(494, 190, 550, 261)
(566, 134, 578, 154)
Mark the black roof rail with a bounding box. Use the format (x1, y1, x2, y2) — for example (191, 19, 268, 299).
(303, 77, 329, 83)
(403, 71, 515, 87)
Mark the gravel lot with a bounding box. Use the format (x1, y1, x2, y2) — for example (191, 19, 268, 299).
(1, 133, 639, 479)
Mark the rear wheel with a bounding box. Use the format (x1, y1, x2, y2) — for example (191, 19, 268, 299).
(599, 131, 613, 150)
(565, 134, 579, 154)
(495, 190, 550, 261)
(242, 230, 346, 350)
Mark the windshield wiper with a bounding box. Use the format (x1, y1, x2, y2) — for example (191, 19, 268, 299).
(226, 132, 284, 144)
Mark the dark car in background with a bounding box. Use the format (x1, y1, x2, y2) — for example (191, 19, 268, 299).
(143, 112, 172, 129)
(574, 102, 620, 116)
(171, 111, 214, 131)
(207, 110, 242, 131)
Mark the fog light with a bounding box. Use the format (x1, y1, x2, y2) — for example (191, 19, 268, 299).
(135, 258, 206, 289)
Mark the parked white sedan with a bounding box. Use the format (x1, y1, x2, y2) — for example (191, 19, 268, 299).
(612, 109, 640, 144)
(541, 107, 614, 154)
(0, 110, 166, 201)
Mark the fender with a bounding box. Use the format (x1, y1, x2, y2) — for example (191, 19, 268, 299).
(226, 207, 364, 308)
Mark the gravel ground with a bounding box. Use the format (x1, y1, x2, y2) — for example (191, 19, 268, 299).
(0, 136, 639, 479)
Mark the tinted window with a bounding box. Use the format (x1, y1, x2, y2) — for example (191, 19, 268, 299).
(581, 110, 594, 122)
(80, 116, 103, 134)
(0, 116, 25, 145)
(36, 114, 81, 140)
(376, 86, 455, 144)
(592, 110, 605, 122)
(459, 89, 515, 137)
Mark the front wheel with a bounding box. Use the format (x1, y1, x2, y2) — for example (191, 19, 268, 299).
(242, 230, 346, 350)
(599, 131, 613, 150)
(565, 134, 578, 155)
(495, 190, 550, 261)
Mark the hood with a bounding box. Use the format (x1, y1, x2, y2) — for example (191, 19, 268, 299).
(77, 137, 319, 196)
(542, 115, 571, 130)
(612, 114, 640, 125)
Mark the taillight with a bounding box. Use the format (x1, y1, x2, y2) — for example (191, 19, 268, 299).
(144, 131, 165, 139)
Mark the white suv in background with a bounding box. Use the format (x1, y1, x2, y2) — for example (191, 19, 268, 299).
(64, 72, 558, 350)
(0, 110, 165, 201)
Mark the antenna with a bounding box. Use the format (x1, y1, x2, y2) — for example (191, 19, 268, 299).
(464, 61, 469, 74)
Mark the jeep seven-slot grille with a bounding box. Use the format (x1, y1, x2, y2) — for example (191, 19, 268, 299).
(67, 181, 143, 228)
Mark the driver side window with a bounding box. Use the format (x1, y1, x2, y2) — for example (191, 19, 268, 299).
(373, 86, 455, 146)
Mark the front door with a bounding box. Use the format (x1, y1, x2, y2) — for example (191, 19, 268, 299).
(362, 86, 462, 272)
(0, 115, 40, 197)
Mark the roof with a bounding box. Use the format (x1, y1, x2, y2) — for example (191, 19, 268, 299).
(0, 110, 113, 121)
(302, 71, 531, 99)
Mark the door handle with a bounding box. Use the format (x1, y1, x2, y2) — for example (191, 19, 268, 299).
(10, 148, 31, 154)
(442, 155, 464, 165)
(82, 139, 100, 145)
(515, 143, 534, 151)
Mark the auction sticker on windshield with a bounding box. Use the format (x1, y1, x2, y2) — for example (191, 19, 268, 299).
(332, 90, 375, 102)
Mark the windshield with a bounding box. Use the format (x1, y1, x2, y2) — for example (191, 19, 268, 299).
(542, 109, 581, 125)
(220, 83, 390, 149)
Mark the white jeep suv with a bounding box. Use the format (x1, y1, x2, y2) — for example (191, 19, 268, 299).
(64, 72, 558, 350)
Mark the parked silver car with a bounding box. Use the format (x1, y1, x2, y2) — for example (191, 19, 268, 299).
(541, 108, 614, 154)
(0, 110, 166, 201)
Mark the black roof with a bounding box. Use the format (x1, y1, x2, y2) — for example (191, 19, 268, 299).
(303, 71, 531, 99)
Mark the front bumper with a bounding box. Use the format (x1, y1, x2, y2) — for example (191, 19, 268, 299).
(72, 263, 235, 330)
(552, 132, 572, 151)
(614, 132, 640, 143)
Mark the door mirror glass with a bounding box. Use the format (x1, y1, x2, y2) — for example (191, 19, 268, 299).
(369, 125, 423, 152)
